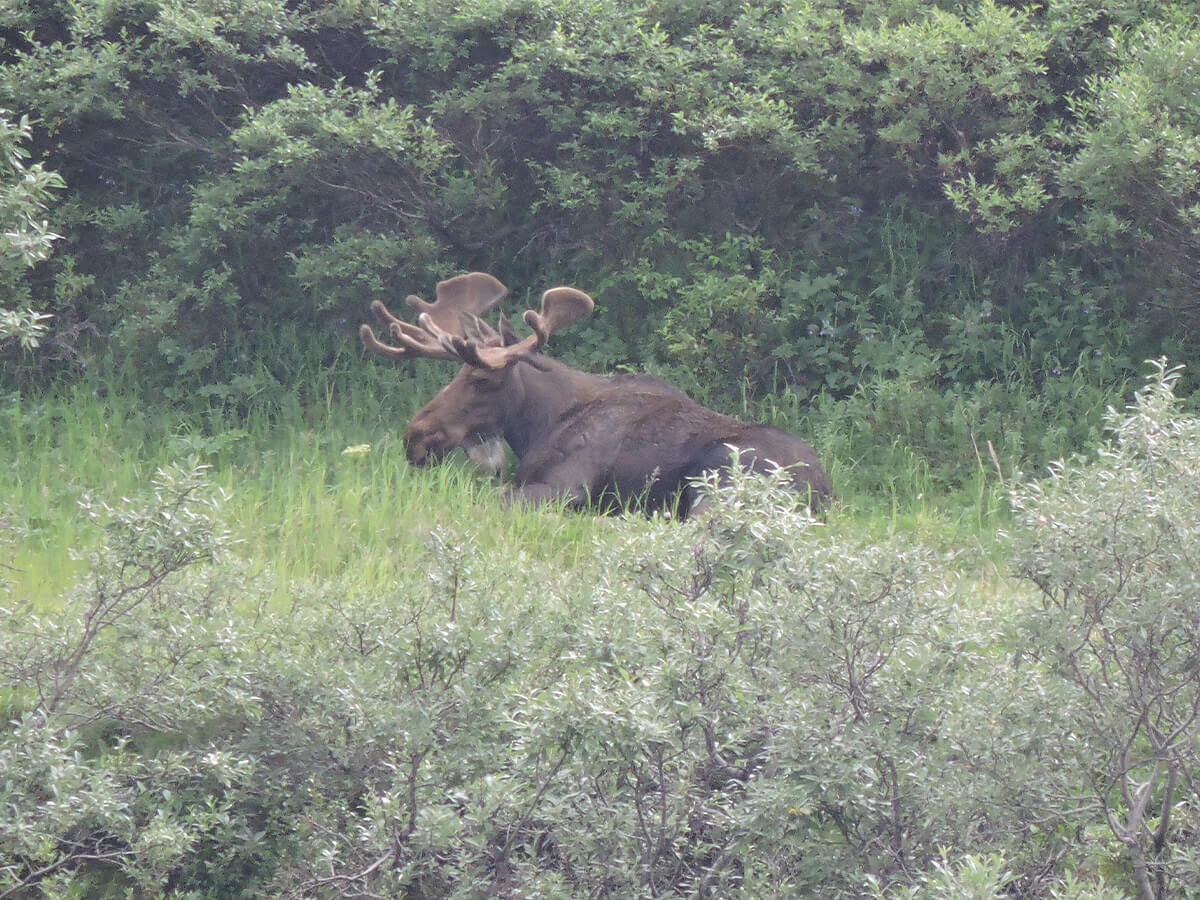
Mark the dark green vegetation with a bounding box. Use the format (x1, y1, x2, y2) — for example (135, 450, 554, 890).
(4, 0, 1200, 492)
(3, 0, 1200, 896)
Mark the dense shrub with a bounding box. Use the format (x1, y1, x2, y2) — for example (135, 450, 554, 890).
(0, 1, 1195, 472)
(1010, 360, 1200, 900)
(0, 107, 62, 351)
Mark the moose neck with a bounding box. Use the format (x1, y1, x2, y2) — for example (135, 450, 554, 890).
(500, 356, 607, 458)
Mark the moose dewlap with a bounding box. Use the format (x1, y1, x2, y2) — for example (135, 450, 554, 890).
(360, 272, 833, 518)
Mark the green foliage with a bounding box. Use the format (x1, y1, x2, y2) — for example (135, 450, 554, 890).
(7, 4, 1200, 887)
(0, 464, 256, 896)
(1011, 359, 1200, 900)
(0, 108, 62, 351)
(848, 0, 1056, 234)
(1063, 17, 1200, 301)
(809, 344, 1128, 499)
(2, 463, 235, 723)
(0, 0, 1194, 445)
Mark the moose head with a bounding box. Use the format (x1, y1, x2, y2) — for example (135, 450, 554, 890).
(360, 271, 594, 473)
(361, 272, 833, 517)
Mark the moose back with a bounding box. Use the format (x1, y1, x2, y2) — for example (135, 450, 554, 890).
(360, 272, 833, 518)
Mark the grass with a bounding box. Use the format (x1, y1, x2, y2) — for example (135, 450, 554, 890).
(0, 371, 624, 609)
(3, 346, 1084, 612)
(229, 436, 610, 604)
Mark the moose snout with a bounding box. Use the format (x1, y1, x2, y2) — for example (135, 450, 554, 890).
(403, 426, 449, 466)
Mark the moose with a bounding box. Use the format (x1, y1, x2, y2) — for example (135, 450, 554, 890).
(360, 272, 832, 518)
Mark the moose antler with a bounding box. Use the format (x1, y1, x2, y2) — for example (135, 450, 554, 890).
(447, 286, 594, 370)
(360, 273, 593, 370)
(359, 272, 509, 361)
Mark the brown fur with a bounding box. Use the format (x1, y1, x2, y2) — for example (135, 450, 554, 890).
(404, 351, 833, 518)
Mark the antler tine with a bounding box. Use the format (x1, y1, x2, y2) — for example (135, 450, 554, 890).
(360, 323, 406, 359)
(461, 313, 501, 345)
(448, 286, 595, 370)
(370, 296, 419, 332)
(361, 298, 458, 361)
(360, 273, 507, 362)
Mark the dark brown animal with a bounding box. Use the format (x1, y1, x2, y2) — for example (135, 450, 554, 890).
(360, 272, 833, 517)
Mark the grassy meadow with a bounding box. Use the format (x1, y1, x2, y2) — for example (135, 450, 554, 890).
(1, 359, 1014, 613)
(2, 372, 629, 610)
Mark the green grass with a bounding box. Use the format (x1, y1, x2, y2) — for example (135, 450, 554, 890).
(227, 435, 611, 605)
(1, 373, 622, 608)
(0, 349, 1047, 613)
(2, 384, 176, 603)
(8, 336, 1116, 610)
(2, 381, 1013, 610)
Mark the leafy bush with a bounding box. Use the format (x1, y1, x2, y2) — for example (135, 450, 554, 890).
(1011, 360, 1200, 900)
(0, 461, 1093, 894)
(1063, 17, 1200, 312)
(0, 108, 62, 354)
(0, 0, 1192, 425)
(0, 464, 259, 896)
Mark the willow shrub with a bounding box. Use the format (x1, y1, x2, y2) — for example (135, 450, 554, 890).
(0, 459, 1162, 898)
(0, 107, 62, 351)
(1010, 360, 1200, 900)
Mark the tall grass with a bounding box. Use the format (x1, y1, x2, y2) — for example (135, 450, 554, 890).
(6, 338, 1130, 609)
(2, 383, 178, 604)
(1, 362, 614, 609)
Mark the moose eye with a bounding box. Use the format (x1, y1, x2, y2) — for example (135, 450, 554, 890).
(467, 372, 503, 392)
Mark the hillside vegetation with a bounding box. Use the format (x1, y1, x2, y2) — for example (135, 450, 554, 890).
(3, 0, 1200, 489)
(3, 0, 1200, 896)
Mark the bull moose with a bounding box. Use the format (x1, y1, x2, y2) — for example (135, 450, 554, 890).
(360, 272, 833, 518)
